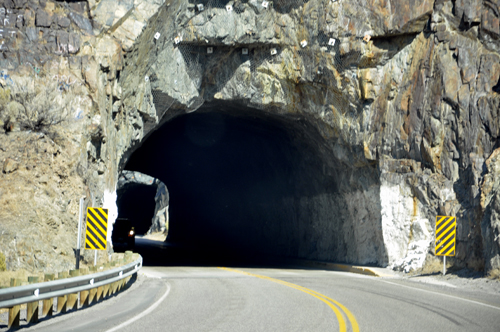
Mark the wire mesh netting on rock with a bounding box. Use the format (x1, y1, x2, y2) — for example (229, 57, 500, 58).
(144, 0, 363, 117)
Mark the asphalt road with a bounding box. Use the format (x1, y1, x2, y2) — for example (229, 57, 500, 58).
(20, 238, 500, 332)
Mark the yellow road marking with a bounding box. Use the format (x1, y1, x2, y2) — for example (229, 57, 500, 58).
(219, 267, 360, 332)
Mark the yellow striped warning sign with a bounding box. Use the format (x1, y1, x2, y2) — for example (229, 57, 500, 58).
(435, 216, 456, 256)
(85, 207, 108, 250)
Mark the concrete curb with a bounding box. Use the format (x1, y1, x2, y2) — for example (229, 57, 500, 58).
(284, 258, 397, 278)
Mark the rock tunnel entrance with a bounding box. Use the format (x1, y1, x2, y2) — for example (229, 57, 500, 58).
(124, 102, 385, 265)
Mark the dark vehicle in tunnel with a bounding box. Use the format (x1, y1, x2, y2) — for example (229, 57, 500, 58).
(112, 218, 135, 251)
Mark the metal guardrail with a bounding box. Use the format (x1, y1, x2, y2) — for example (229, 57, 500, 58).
(0, 256, 142, 308)
(0, 255, 142, 327)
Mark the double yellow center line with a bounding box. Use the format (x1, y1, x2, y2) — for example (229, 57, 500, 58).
(219, 267, 359, 332)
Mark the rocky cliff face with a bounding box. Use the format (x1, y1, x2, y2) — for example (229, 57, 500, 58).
(1, 0, 500, 274)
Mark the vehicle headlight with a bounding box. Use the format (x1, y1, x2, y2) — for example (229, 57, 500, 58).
(128, 230, 135, 236)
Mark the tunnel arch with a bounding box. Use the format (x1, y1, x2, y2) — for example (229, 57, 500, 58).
(123, 101, 385, 264)
(116, 171, 170, 236)
(109, 0, 403, 266)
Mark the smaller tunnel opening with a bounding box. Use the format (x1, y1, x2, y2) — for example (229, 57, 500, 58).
(116, 183, 157, 236)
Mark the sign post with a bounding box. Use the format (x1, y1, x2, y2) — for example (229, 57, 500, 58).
(76, 197, 85, 269)
(435, 216, 457, 275)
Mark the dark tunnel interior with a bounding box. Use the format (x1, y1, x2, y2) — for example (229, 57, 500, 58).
(124, 103, 339, 263)
(116, 184, 157, 235)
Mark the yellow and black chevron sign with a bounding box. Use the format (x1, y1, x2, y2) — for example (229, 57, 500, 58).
(85, 207, 108, 250)
(435, 216, 456, 256)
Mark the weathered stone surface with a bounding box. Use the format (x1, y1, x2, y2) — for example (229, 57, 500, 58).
(69, 1, 87, 13)
(35, 9, 51, 27)
(481, 148, 500, 270)
(3, 157, 18, 173)
(26, 27, 37, 42)
(482, 7, 500, 36)
(57, 15, 70, 28)
(13, 0, 27, 8)
(55, 30, 69, 54)
(149, 182, 169, 234)
(68, 11, 92, 33)
(455, 0, 482, 24)
(68, 33, 80, 54)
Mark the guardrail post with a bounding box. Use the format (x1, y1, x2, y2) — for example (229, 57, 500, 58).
(79, 268, 89, 307)
(8, 305, 20, 329)
(89, 267, 97, 305)
(57, 271, 68, 313)
(96, 268, 104, 301)
(67, 270, 80, 311)
(102, 263, 111, 298)
(42, 274, 55, 317)
(27, 276, 39, 324)
(110, 262, 118, 294)
(8, 278, 22, 328)
(102, 283, 109, 299)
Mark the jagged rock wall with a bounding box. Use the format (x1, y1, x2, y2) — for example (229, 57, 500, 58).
(1, 0, 500, 272)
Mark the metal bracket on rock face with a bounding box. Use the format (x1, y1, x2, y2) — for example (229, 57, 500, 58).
(226, 5, 233, 11)
(328, 38, 336, 46)
(154, 32, 160, 40)
(207, 47, 213, 54)
(145, 76, 149, 82)
(174, 36, 182, 44)
(270, 48, 277, 55)
(262, 1, 269, 8)
(300, 40, 308, 48)
(242, 48, 248, 55)
(363, 33, 371, 43)
(197, 4, 204, 11)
